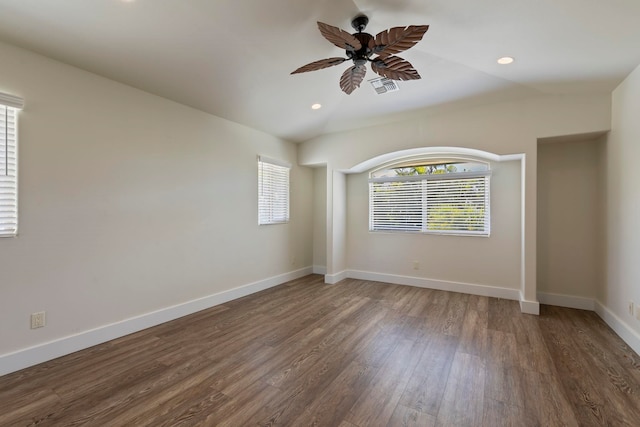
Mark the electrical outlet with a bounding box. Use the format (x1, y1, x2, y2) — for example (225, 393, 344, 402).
(412, 261, 420, 270)
(31, 311, 46, 329)
(629, 301, 635, 316)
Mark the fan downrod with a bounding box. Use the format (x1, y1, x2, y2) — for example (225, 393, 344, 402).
(351, 15, 369, 32)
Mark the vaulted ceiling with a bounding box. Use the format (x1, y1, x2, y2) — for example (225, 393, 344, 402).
(0, 0, 639, 142)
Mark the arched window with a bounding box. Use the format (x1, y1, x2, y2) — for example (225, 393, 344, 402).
(369, 158, 490, 236)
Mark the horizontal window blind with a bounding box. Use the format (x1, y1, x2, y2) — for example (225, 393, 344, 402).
(258, 156, 290, 225)
(0, 101, 19, 237)
(369, 180, 423, 232)
(370, 172, 490, 235)
(426, 177, 489, 233)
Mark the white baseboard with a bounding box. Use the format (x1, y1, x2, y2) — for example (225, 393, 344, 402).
(324, 270, 347, 284)
(345, 270, 521, 301)
(0, 266, 313, 377)
(519, 296, 541, 315)
(594, 300, 640, 356)
(312, 265, 327, 275)
(537, 292, 595, 311)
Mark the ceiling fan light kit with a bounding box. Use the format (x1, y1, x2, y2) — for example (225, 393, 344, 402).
(291, 15, 429, 94)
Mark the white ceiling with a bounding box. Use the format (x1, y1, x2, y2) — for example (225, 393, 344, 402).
(0, 0, 639, 142)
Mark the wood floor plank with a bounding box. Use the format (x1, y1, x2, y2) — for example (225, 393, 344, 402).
(486, 329, 518, 367)
(487, 297, 520, 333)
(406, 288, 434, 318)
(263, 325, 355, 389)
(0, 387, 60, 427)
(243, 348, 359, 425)
(398, 333, 458, 415)
(481, 398, 524, 427)
(484, 363, 525, 407)
(123, 385, 228, 427)
(387, 404, 437, 427)
(1, 275, 639, 426)
(50, 356, 212, 426)
(458, 307, 488, 357)
(420, 301, 449, 335)
(519, 369, 579, 427)
(345, 338, 428, 427)
(196, 379, 278, 426)
(513, 313, 556, 375)
(468, 294, 489, 312)
(441, 292, 469, 336)
(435, 352, 485, 427)
(237, 307, 393, 426)
(45, 361, 170, 425)
(155, 389, 230, 427)
(289, 360, 377, 427)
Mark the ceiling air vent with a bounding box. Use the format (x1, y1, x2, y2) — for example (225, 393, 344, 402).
(369, 77, 399, 94)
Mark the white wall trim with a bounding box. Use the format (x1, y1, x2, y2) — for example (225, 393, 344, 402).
(594, 300, 640, 356)
(519, 298, 541, 315)
(345, 270, 521, 301)
(537, 292, 595, 311)
(0, 91, 24, 109)
(312, 265, 327, 275)
(0, 267, 313, 377)
(324, 270, 347, 284)
(347, 147, 524, 174)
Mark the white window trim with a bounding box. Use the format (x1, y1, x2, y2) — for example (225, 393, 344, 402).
(369, 170, 490, 183)
(258, 156, 291, 225)
(369, 162, 491, 236)
(0, 92, 23, 238)
(0, 93, 24, 110)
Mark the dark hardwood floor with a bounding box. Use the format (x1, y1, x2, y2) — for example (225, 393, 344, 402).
(1, 275, 640, 426)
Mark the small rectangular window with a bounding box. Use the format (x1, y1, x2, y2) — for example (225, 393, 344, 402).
(0, 92, 23, 238)
(258, 156, 290, 225)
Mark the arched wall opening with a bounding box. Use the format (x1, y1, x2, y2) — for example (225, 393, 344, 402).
(319, 146, 535, 313)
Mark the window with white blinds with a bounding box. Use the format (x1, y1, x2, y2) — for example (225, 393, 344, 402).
(258, 156, 290, 225)
(0, 93, 23, 238)
(369, 161, 491, 236)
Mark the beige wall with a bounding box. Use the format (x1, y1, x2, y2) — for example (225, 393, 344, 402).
(347, 160, 521, 288)
(537, 138, 602, 299)
(299, 95, 611, 172)
(0, 41, 313, 356)
(603, 63, 640, 338)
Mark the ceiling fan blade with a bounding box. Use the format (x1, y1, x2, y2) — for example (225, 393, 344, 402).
(291, 57, 347, 74)
(318, 22, 362, 52)
(340, 65, 367, 94)
(371, 56, 421, 81)
(373, 25, 429, 57)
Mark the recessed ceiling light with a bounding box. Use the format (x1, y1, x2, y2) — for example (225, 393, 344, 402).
(497, 56, 514, 65)
(311, 103, 322, 110)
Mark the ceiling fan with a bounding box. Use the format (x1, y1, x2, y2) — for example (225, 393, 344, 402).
(291, 15, 429, 94)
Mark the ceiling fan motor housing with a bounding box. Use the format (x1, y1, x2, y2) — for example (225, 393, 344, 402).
(348, 32, 374, 66)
